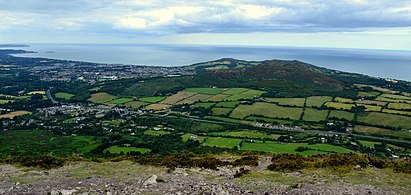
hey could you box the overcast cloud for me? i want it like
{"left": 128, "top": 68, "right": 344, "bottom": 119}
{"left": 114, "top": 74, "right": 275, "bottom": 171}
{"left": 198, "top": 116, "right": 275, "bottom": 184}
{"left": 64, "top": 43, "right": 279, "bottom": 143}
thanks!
{"left": 1, "top": 0, "right": 411, "bottom": 49}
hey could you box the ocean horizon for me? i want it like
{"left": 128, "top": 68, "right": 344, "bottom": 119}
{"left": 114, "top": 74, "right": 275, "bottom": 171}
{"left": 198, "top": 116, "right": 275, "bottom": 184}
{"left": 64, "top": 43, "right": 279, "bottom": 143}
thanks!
{"left": 4, "top": 43, "right": 411, "bottom": 81}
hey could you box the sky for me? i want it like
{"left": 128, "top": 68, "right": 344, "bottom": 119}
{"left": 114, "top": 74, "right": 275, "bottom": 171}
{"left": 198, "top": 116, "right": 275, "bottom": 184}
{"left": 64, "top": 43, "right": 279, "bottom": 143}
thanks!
{"left": 1, "top": 0, "right": 411, "bottom": 50}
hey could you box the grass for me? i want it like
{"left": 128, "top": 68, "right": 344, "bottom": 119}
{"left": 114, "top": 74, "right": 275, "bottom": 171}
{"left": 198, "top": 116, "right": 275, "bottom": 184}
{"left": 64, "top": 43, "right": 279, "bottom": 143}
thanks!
{"left": 325, "top": 102, "right": 355, "bottom": 110}
{"left": 123, "top": 101, "right": 149, "bottom": 108}
{"left": 328, "top": 110, "right": 355, "bottom": 121}
{"left": 355, "top": 100, "right": 387, "bottom": 106}
{"left": 230, "top": 102, "right": 303, "bottom": 120}
{"left": 144, "top": 103, "right": 170, "bottom": 111}
{"left": 0, "top": 111, "right": 32, "bottom": 119}
{"left": 222, "top": 88, "right": 249, "bottom": 95}
{"left": 202, "top": 137, "right": 242, "bottom": 148}
{"left": 214, "top": 101, "right": 239, "bottom": 108}
{"left": 357, "top": 104, "right": 382, "bottom": 112}
{"left": 358, "top": 91, "right": 380, "bottom": 98}
{"left": 88, "top": 92, "right": 117, "bottom": 104}
{"left": 306, "top": 96, "right": 333, "bottom": 107}
{"left": 0, "top": 130, "right": 100, "bottom": 157}
{"left": 375, "top": 97, "right": 411, "bottom": 104}
{"left": 144, "top": 130, "right": 170, "bottom": 136}
{"left": 55, "top": 92, "right": 74, "bottom": 100}
{"left": 359, "top": 140, "right": 380, "bottom": 147}
{"left": 160, "top": 91, "right": 196, "bottom": 105}
{"left": 212, "top": 107, "right": 232, "bottom": 116}
{"left": 382, "top": 109, "right": 411, "bottom": 116}
{"left": 104, "top": 146, "right": 150, "bottom": 154}
{"left": 357, "top": 112, "right": 411, "bottom": 129}
{"left": 176, "top": 94, "right": 212, "bottom": 105}
{"left": 265, "top": 97, "right": 305, "bottom": 107}
{"left": 244, "top": 116, "right": 294, "bottom": 125}
{"left": 107, "top": 97, "right": 134, "bottom": 105}
{"left": 139, "top": 96, "right": 166, "bottom": 103}
{"left": 303, "top": 108, "right": 329, "bottom": 122}
{"left": 379, "top": 93, "right": 411, "bottom": 101}
{"left": 183, "top": 88, "right": 225, "bottom": 95}
{"left": 225, "top": 89, "right": 265, "bottom": 101}
{"left": 241, "top": 142, "right": 351, "bottom": 155}
{"left": 388, "top": 103, "right": 411, "bottom": 110}
{"left": 27, "top": 91, "right": 46, "bottom": 95}
{"left": 206, "top": 94, "right": 230, "bottom": 102}
{"left": 209, "top": 131, "right": 281, "bottom": 140}
{"left": 335, "top": 97, "right": 354, "bottom": 103}
{"left": 0, "top": 99, "right": 14, "bottom": 104}
{"left": 181, "top": 133, "right": 206, "bottom": 142}
{"left": 191, "top": 102, "right": 216, "bottom": 109}
{"left": 355, "top": 125, "right": 411, "bottom": 140}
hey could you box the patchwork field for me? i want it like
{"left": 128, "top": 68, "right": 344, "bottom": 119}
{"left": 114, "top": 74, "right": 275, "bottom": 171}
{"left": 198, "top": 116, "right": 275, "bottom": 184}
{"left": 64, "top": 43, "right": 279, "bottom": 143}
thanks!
{"left": 0, "top": 111, "right": 32, "bottom": 119}
{"left": 358, "top": 104, "right": 382, "bottom": 112}
{"left": 230, "top": 102, "right": 303, "bottom": 120}
{"left": 355, "top": 100, "right": 387, "bottom": 106}
{"left": 382, "top": 109, "right": 411, "bottom": 116}
{"left": 176, "top": 94, "right": 212, "bottom": 105}
{"left": 139, "top": 96, "right": 166, "bottom": 103}
{"left": 145, "top": 103, "right": 170, "bottom": 111}
{"left": 104, "top": 146, "right": 151, "bottom": 154}
{"left": 208, "top": 131, "right": 281, "bottom": 140}
{"left": 328, "top": 110, "right": 355, "bottom": 121}
{"left": 212, "top": 107, "right": 232, "bottom": 116}
{"left": 55, "top": 92, "right": 75, "bottom": 100}
{"left": 123, "top": 101, "right": 149, "bottom": 108}
{"left": 224, "top": 89, "right": 265, "bottom": 101}
{"left": 335, "top": 97, "right": 354, "bottom": 103}
{"left": 303, "top": 108, "right": 329, "bottom": 122}
{"left": 0, "top": 100, "right": 14, "bottom": 104}
{"left": 306, "top": 96, "right": 333, "bottom": 107}
{"left": 240, "top": 142, "right": 350, "bottom": 155}
{"left": 144, "top": 130, "right": 170, "bottom": 136}
{"left": 191, "top": 102, "right": 216, "bottom": 109}
{"left": 206, "top": 94, "right": 230, "bottom": 102}
{"left": 354, "top": 125, "right": 411, "bottom": 140}
{"left": 222, "top": 88, "right": 249, "bottom": 95}
{"left": 89, "top": 92, "right": 117, "bottom": 104}
{"left": 379, "top": 93, "right": 411, "bottom": 101}
{"left": 160, "top": 92, "right": 195, "bottom": 105}
{"left": 357, "top": 112, "right": 411, "bottom": 129}
{"left": 265, "top": 97, "right": 305, "bottom": 107}
{"left": 202, "top": 137, "right": 242, "bottom": 148}
{"left": 108, "top": 97, "right": 134, "bottom": 105}
{"left": 357, "top": 91, "right": 380, "bottom": 98}
{"left": 387, "top": 103, "right": 411, "bottom": 110}
{"left": 183, "top": 87, "right": 225, "bottom": 95}
{"left": 215, "top": 101, "right": 239, "bottom": 108}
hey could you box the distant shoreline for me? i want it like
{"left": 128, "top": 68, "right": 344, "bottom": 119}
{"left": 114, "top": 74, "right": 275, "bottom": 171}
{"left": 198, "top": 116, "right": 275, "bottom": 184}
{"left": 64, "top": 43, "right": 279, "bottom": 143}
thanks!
{"left": 0, "top": 44, "right": 30, "bottom": 48}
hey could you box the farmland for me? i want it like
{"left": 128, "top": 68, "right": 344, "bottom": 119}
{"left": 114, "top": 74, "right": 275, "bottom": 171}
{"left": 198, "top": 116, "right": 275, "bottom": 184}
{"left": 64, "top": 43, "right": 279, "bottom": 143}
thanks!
{"left": 123, "top": 101, "right": 149, "bottom": 108}
{"left": 202, "top": 137, "right": 242, "bottom": 148}
{"left": 183, "top": 87, "right": 225, "bottom": 95}
{"left": 107, "top": 97, "right": 134, "bottom": 105}
{"left": 160, "top": 91, "right": 195, "bottom": 105}
{"left": 55, "top": 92, "right": 75, "bottom": 100}
{"left": 230, "top": 102, "right": 303, "bottom": 120}
{"left": 104, "top": 146, "right": 150, "bottom": 154}
{"left": 208, "top": 131, "right": 281, "bottom": 140}
{"left": 325, "top": 102, "right": 355, "bottom": 110}
{"left": 357, "top": 112, "right": 411, "bottom": 129}
{"left": 181, "top": 133, "right": 206, "bottom": 142}
{"left": 0, "top": 111, "right": 32, "bottom": 119}
{"left": 328, "top": 110, "right": 355, "bottom": 121}
{"left": 387, "top": 103, "right": 411, "bottom": 110}
{"left": 303, "top": 108, "right": 329, "bottom": 122}
{"left": 88, "top": 92, "right": 117, "bottom": 103}
{"left": 354, "top": 125, "right": 411, "bottom": 140}
{"left": 139, "top": 96, "right": 166, "bottom": 103}
{"left": 215, "top": 101, "right": 239, "bottom": 108}
{"left": 212, "top": 107, "right": 232, "bottom": 116}
{"left": 265, "top": 97, "right": 305, "bottom": 107}
{"left": 306, "top": 96, "right": 333, "bottom": 107}
{"left": 191, "top": 102, "right": 216, "bottom": 109}
{"left": 240, "top": 142, "right": 351, "bottom": 155}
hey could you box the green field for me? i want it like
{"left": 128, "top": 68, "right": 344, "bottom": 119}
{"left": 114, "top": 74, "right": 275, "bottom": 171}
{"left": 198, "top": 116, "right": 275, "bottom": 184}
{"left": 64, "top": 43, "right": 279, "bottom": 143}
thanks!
{"left": 335, "top": 97, "right": 354, "bottom": 103}
{"left": 265, "top": 97, "right": 305, "bottom": 107}
{"left": 359, "top": 140, "right": 380, "bottom": 147}
{"left": 0, "top": 100, "right": 14, "bottom": 104}
{"left": 306, "top": 96, "right": 333, "bottom": 107}
{"left": 202, "top": 137, "right": 242, "bottom": 148}
{"left": 230, "top": 102, "right": 303, "bottom": 120}
{"left": 108, "top": 97, "right": 134, "bottom": 104}
{"left": 225, "top": 89, "right": 265, "bottom": 101}
{"left": 328, "top": 110, "right": 355, "bottom": 121}
{"left": 191, "top": 102, "right": 216, "bottom": 109}
{"left": 181, "top": 133, "right": 206, "bottom": 142}
{"left": 215, "top": 101, "right": 239, "bottom": 108}
{"left": 325, "top": 102, "right": 355, "bottom": 110}
{"left": 357, "top": 112, "right": 411, "bottom": 129}
{"left": 139, "top": 96, "right": 166, "bottom": 103}
{"left": 354, "top": 125, "right": 411, "bottom": 140}
{"left": 183, "top": 88, "right": 225, "bottom": 95}
{"left": 104, "top": 146, "right": 150, "bottom": 154}
{"left": 89, "top": 92, "right": 117, "bottom": 103}
{"left": 303, "top": 108, "right": 329, "bottom": 122}
{"left": 212, "top": 107, "right": 232, "bottom": 116}
{"left": 241, "top": 142, "right": 351, "bottom": 155}
{"left": 222, "top": 88, "right": 249, "bottom": 95}
{"left": 144, "top": 130, "right": 170, "bottom": 136}
{"left": 387, "top": 103, "right": 411, "bottom": 110}
{"left": 209, "top": 131, "right": 280, "bottom": 140}
{"left": 357, "top": 104, "right": 382, "bottom": 112}
{"left": 205, "top": 94, "right": 230, "bottom": 102}
{"left": 379, "top": 93, "right": 411, "bottom": 101}
{"left": 358, "top": 91, "right": 379, "bottom": 98}
{"left": 55, "top": 92, "right": 75, "bottom": 100}
{"left": 382, "top": 109, "right": 411, "bottom": 116}
{"left": 123, "top": 101, "right": 149, "bottom": 108}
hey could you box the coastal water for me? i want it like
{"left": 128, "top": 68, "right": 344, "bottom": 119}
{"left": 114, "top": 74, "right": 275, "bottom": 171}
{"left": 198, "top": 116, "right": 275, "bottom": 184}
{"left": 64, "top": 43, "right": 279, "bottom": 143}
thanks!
{"left": 5, "top": 43, "right": 411, "bottom": 81}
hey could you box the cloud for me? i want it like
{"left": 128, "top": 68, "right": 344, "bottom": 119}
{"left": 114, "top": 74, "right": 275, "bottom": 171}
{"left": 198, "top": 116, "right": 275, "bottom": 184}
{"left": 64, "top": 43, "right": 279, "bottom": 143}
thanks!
{"left": 0, "top": 0, "right": 410, "bottom": 35}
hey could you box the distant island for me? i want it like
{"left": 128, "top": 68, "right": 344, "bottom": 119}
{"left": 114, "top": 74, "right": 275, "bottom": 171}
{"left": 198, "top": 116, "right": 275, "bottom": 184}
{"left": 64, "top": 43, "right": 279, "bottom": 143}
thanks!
{"left": 0, "top": 44, "right": 30, "bottom": 47}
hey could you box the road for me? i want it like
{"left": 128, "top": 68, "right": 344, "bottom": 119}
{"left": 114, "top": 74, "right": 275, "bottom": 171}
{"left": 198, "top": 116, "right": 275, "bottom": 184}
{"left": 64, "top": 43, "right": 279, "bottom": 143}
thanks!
{"left": 46, "top": 89, "right": 58, "bottom": 104}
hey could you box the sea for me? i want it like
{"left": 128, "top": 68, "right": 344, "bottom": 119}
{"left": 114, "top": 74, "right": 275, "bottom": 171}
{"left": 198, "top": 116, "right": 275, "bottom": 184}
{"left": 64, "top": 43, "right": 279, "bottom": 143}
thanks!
{"left": 3, "top": 43, "right": 411, "bottom": 81}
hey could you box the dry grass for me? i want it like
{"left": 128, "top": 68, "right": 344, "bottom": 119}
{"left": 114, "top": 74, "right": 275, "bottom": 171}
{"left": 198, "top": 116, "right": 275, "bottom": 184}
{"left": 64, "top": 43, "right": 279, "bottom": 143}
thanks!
{"left": 160, "top": 92, "right": 196, "bottom": 105}
{"left": 0, "top": 111, "right": 32, "bottom": 119}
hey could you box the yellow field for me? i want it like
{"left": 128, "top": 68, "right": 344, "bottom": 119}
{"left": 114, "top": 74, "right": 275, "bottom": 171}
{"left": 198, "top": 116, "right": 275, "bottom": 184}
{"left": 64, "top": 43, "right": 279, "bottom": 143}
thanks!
{"left": 176, "top": 94, "right": 212, "bottom": 105}
{"left": 27, "top": 91, "right": 46, "bottom": 95}
{"left": 357, "top": 104, "right": 382, "bottom": 112}
{"left": 144, "top": 103, "right": 170, "bottom": 111}
{"left": 0, "top": 111, "right": 32, "bottom": 119}
{"left": 355, "top": 100, "right": 387, "bottom": 106}
{"left": 230, "top": 102, "right": 303, "bottom": 120}
{"left": 160, "top": 92, "right": 196, "bottom": 105}
{"left": 387, "top": 103, "right": 411, "bottom": 110}
{"left": 325, "top": 102, "right": 355, "bottom": 110}
{"left": 382, "top": 109, "right": 411, "bottom": 116}
{"left": 334, "top": 97, "right": 354, "bottom": 103}
{"left": 206, "top": 94, "right": 230, "bottom": 102}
